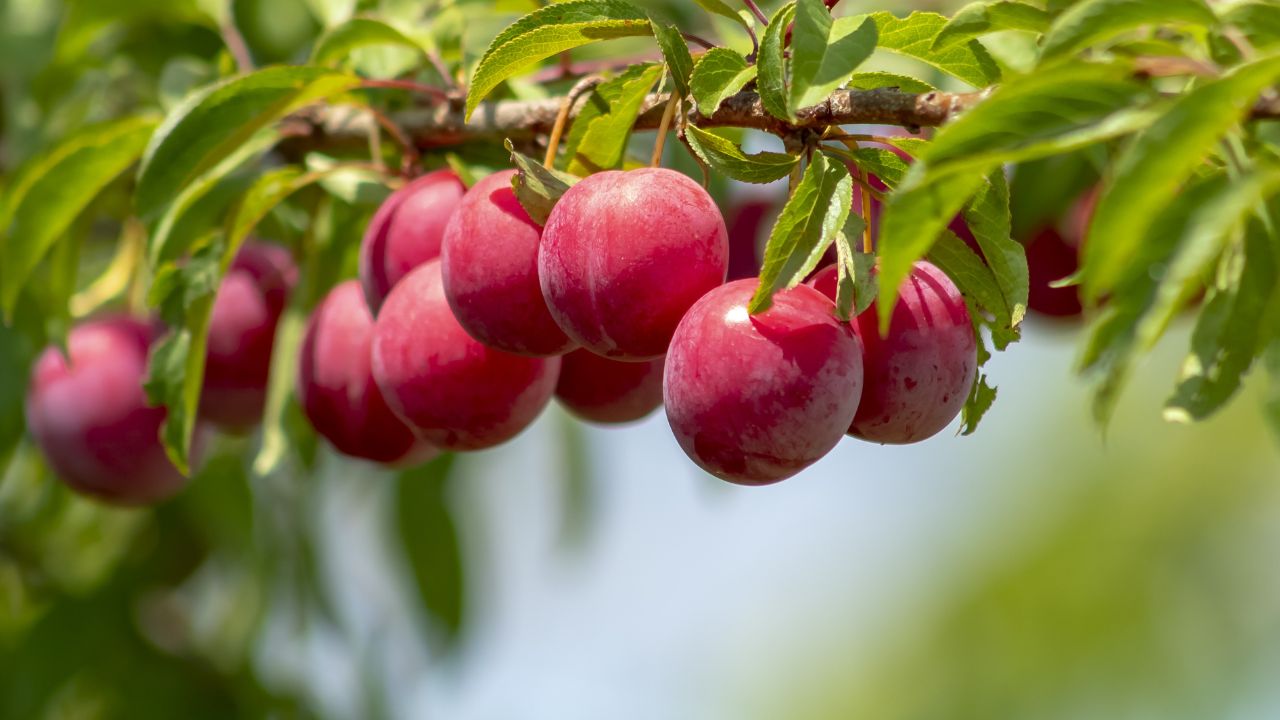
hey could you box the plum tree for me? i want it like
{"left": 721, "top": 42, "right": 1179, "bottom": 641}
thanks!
{"left": 664, "top": 280, "right": 863, "bottom": 485}
{"left": 441, "top": 169, "right": 575, "bottom": 356}
{"left": 359, "top": 169, "right": 466, "bottom": 314}
{"left": 811, "top": 261, "right": 976, "bottom": 444}
{"left": 26, "top": 316, "right": 191, "bottom": 505}
{"left": 539, "top": 168, "right": 729, "bottom": 360}
{"left": 555, "top": 350, "right": 664, "bottom": 425}
{"left": 199, "top": 241, "right": 297, "bottom": 429}
{"left": 371, "top": 259, "right": 561, "bottom": 451}
{"left": 298, "top": 281, "right": 435, "bottom": 464}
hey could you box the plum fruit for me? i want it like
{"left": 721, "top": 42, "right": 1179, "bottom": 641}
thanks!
{"left": 371, "top": 260, "right": 560, "bottom": 451}
{"left": 811, "top": 260, "right": 976, "bottom": 444}
{"left": 200, "top": 241, "right": 297, "bottom": 429}
{"left": 441, "top": 169, "right": 575, "bottom": 356}
{"left": 298, "top": 281, "right": 435, "bottom": 464}
{"left": 555, "top": 350, "right": 664, "bottom": 425}
{"left": 359, "top": 169, "right": 466, "bottom": 314}
{"left": 539, "top": 168, "right": 729, "bottom": 360}
{"left": 664, "top": 280, "right": 863, "bottom": 485}
{"left": 26, "top": 316, "right": 192, "bottom": 505}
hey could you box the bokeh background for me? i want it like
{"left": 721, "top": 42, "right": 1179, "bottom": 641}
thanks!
{"left": 3, "top": 0, "right": 1279, "bottom": 718}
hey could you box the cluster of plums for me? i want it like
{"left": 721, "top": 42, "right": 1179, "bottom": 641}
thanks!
{"left": 25, "top": 163, "right": 980, "bottom": 505}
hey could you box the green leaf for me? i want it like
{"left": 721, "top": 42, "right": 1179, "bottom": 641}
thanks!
{"left": 693, "top": 0, "right": 751, "bottom": 29}
{"left": 650, "top": 21, "right": 693, "bottom": 99}
{"left": 147, "top": 128, "right": 280, "bottom": 266}
{"left": 756, "top": 2, "right": 796, "bottom": 122}
{"left": 870, "top": 11, "right": 1002, "bottom": 88}
{"left": 683, "top": 125, "right": 800, "bottom": 184}
{"left": 136, "top": 66, "right": 360, "bottom": 222}
{"left": 921, "top": 61, "right": 1152, "bottom": 179}
{"left": 563, "top": 63, "right": 663, "bottom": 175}
{"left": 1040, "top": 0, "right": 1217, "bottom": 61}
{"left": 845, "top": 71, "right": 936, "bottom": 93}
{"left": 464, "top": 0, "right": 652, "bottom": 120}
{"left": 960, "top": 373, "right": 997, "bottom": 436}
{"left": 750, "top": 155, "right": 853, "bottom": 313}
{"left": 832, "top": 226, "right": 876, "bottom": 321}
{"left": 927, "top": 228, "right": 1012, "bottom": 328}
{"left": 506, "top": 140, "right": 581, "bottom": 225}
{"left": 689, "top": 47, "right": 757, "bottom": 116}
{"left": 1166, "top": 216, "right": 1277, "bottom": 422}
{"left": 311, "top": 16, "right": 428, "bottom": 65}
{"left": 1083, "top": 55, "right": 1280, "bottom": 302}
{"left": 1136, "top": 170, "right": 1280, "bottom": 352}
{"left": 791, "top": 5, "right": 878, "bottom": 116}
{"left": 878, "top": 170, "right": 987, "bottom": 332}
{"left": 932, "top": 1, "right": 1050, "bottom": 51}
{"left": 962, "top": 170, "right": 1027, "bottom": 326}
{"left": 0, "top": 116, "right": 157, "bottom": 319}
{"left": 144, "top": 239, "right": 221, "bottom": 474}
{"left": 397, "top": 455, "right": 467, "bottom": 649}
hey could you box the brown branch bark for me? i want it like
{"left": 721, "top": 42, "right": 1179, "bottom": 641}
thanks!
{"left": 286, "top": 85, "right": 1280, "bottom": 155}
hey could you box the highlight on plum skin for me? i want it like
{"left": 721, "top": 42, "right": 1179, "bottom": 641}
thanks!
{"left": 555, "top": 349, "right": 664, "bottom": 425}
{"left": 811, "top": 261, "right": 976, "bottom": 444}
{"left": 359, "top": 168, "right": 466, "bottom": 315}
{"left": 441, "top": 169, "right": 576, "bottom": 356}
{"left": 297, "top": 280, "right": 436, "bottom": 465}
{"left": 26, "top": 316, "right": 193, "bottom": 505}
{"left": 199, "top": 241, "right": 297, "bottom": 430}
{"left": 663, "top": 279, "right": 864, "bottom": 486}
{"left": 371, "top": 259, "right": 561, "bottom": 452}
{"left": 539, "top": 167, "right": 730, "bottom": 361}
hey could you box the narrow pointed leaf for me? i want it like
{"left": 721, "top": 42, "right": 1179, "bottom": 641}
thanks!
{"left": 751, "top": 155, "right": 853, "bottom": 313}
{"left": 757, "top": 2, "right": 796, "bottom": 122}
{"left": 651, "top": 21, "right": 694, "bottom": 98}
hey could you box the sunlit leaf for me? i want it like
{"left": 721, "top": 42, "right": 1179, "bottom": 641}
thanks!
{"left": 0, "top": 116, "right": 157, "bottom": 319}
{"left": 1040, "top": 0, "right": 1217, "bottom": 61}
{"left": 751, "top": 154, "right": 853, "bottom": 313}
{"left": 563, "top": 63, "right": 663, "bottom": 175}
{"left": 932, "top": 1, "right": 1050, "bottom": 51}
{"left": 464, "top": 0, "right": 651, "bottom": 120}
{"left": 756, "top": 2, "right": 796, "bottom": 122}
{"left": 136, "top": 67, "right": 360, "bottom": 222}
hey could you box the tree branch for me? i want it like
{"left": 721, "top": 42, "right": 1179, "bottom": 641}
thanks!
{"left": 286, "top": 85, "right": 1280, "bottom": 155}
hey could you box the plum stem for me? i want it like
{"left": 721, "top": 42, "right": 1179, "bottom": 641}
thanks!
{"left": 743, "top": 0, "right": 769, "bottom": 26}
{"left": 543, "top": 75, "right": 603, "bottom": 167}
{"left": 651, "top": 92, "right": 681, "bottom": 167}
